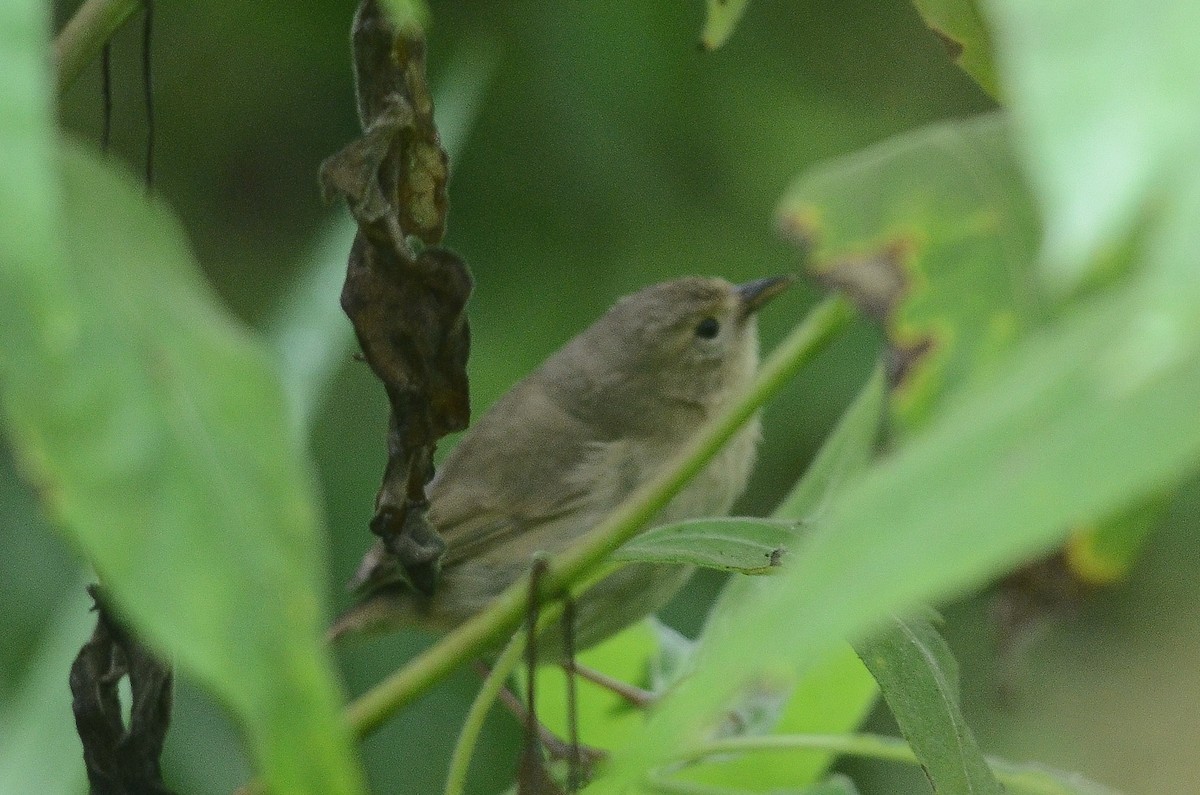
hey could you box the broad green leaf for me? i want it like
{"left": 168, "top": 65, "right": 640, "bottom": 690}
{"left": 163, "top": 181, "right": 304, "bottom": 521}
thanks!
{"left": 0, "top": 146, "right": 366, "bottom": 794}
{"left": 910, "top": 0, "right": 1000, "bottom": 97}
{"left": 982, "top": 1, "right": 1200, "bottom": 288}
{"left": 773, "top": 366, "right": 886, "bottom": 522}
{"left": 1063, "top": 493, "right": 1169, "bottom": 586}
{"left": 991, "top": 760, "right": 1121, "bottom": 795}
{"left": 0, "top": 582, "right": 92, "bottom": 795}
{"left": 526, "top": 619, "right": 660, "bottom": 750}
{"left": 701, "top": 0, "right": 752, "bottom": 50}
{"left": 379, "top": 0, "right": 431, "bottom": 32}
{"left": 857, "top": 612, "right": 1003, "bottom": 794}
{"left": 612, "top": 517, "right": 794, "bottom": 574}
{"left": 803, "top": 774, "right": 862, "bottom": 795}
{"left": 589, "top": 268, "right": 1200, "bottom": 791}
{"left": 670, "top": 368, "right": 885, "bottom": 792}
{"left": 777, "top": 113, "right": 1042, "bottom": 433}
{"left": 0, "top": 0, "right": 61, "bottom": 332}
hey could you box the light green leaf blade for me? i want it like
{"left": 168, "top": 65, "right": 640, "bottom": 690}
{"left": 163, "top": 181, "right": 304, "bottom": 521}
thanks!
{"left": 589, "top": 270, "right": 1200, "bottom": 792}
{"left": 701, "top": 0, "right": 752, "bottom": 50}
{"left": 0, "top": 582, "right": 92, "bottom": 795}
{"left": 0, "top": 0, "right": 62, "bottom": 338}
{"left": 857, "top": 612, "right": 1003, "bottom": 795}
{"left": 673, "top": 368, "right": 886, "bottom": 792}
{"left": 982, "top": 1, "right": 1200, "bottom": 287}
{"left": 991, "top": 759, "right": 1122, "bottom": 795}
{"left": 1063, "top": 493, "right": 1169, "bottom": 587}
{"left": 804, "top": 774, "right": 862, "bottom": 795}
{"left": 777, "top": 113, "right": 1041, "bottom": 434}
{"left": 910, "top": 0, "right": 1000, "bottom": 97}
{"left": 0, "top": 146, "right": 365, "bottom": 794}
{"left": 613, "top": 517, "right": 794, "bottom": 574}
{"left": 773, "top": 365, "right": 886, "bottom": 521}
{"left": 527, "top": 619, "right": 660, "bottom": 751}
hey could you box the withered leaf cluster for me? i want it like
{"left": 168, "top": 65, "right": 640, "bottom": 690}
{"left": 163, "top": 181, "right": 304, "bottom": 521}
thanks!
{"left": 70, "top": 586, "right": 175, "bottom": 795}
{"left": 320, "top": 0, "right": 473, "bottom": 596}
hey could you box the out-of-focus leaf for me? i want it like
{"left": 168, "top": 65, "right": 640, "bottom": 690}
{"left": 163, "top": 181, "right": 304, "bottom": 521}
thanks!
{"left": 991, "top": 759, "right": 1122, "bottom": 795}
{"left": 803, "top": 774, "right": 862, "bottom": 795}
{"left": 589, "top": 253, "right": 1200, "bottom": 792}
{"left": 0, "top": 583, "right": 92, "bottom": 795}
{"left": 1064, "top": 493, "right": 1169, "bottom": 587}
{"left": 772, "top": 366, "right": 886, "bottom": 522}
{"left": 529, "top": 619, "right": 660, "bottom": 751}
{"left": 701, "top": 0, "right": 752, "bottom": 50}
{"left": 910, "top": 0, "right": 999, "bottom": 97}
{"left": 379, "top": 0, "right": 430, "bottom": 32}
{"left": 777, "top": 113, "right": 1041, "bottom": 434}
{"left": 0, "top": 0, "right": 61, "bottom": 321}
{"left": 982, "top": 1, "right": 1200, "bottom": 289}
{"left": 0, "top": 145, "right": 365, "bottom": 794}
{"left": 612, "top": 518, "right": 793, "bottom": 574}
{"left": 672, "top": 368, "right": 885, "bottom": 792}
{"left": 857, "top": 612, "right": 1003, "bottom": 795}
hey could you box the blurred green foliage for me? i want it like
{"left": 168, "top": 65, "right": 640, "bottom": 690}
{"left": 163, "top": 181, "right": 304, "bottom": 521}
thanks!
{"left": 3, "top": 1, "right": 1200, "bottom": 794}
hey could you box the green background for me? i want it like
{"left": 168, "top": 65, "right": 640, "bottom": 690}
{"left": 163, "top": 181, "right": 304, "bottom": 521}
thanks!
{"left": 2, "top": 0, "right": 1196, "bottom": 792}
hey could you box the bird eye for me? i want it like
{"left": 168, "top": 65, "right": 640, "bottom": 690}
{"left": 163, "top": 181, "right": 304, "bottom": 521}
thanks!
{"left": 695, "top": 317, "right": 720, "bottom": 339}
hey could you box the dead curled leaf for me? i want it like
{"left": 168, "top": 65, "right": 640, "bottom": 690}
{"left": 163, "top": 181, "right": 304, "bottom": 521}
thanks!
{"left": 320, "top": 0, "right": 472, "bottom": 596}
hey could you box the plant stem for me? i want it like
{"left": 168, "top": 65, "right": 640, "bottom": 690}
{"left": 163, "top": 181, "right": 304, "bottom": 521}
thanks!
{"left": 443, "top": 629, "right": 526, "bottom": 795}
{"left": 673, "top": 733, "right": 1092, "bottom": 795}
{"left": 54, "top": 0, "right": 144, "bottom": 95}
{"left": 675, "top": 732, "right": 915, "bottom": 767}
{"left": 343, "top": 296, "right": 854, "bottom": 740}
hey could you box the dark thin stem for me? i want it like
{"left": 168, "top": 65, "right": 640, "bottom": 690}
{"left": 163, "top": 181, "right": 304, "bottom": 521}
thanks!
{"left": 141, "top": 0, "right": 155, "bottom": 191}
{"left": 100, "top": 42, "right": 112, "bottom": 151}
{"left": 522, "top": 559, "right": 546, "bottom": 762}
{"left": 563, "top": 595, "right": 581, "bottom": 792}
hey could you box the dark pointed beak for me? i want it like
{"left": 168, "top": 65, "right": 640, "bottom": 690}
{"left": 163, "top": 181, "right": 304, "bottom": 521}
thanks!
{"left": 736, "top": 275, "right": 796, "bottom": 317}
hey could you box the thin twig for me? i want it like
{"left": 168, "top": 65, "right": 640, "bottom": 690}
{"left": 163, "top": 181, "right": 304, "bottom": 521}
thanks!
{"left": 140, "top": 0, "right": 155, "bottom": 190}
{"left": 342, "top": 296, "right": 853, "bottom": 740}
{"left": 444, "top": 640, "right": 526, "bottom": 795}
{"left": 670, "top": 733, "right": 1095, "bottom": 795}
{"left": 100, "top": 42, "right": 112, "bottom": 150}
{"left": 54, "top": 0, "right": 145, "bottom": 95}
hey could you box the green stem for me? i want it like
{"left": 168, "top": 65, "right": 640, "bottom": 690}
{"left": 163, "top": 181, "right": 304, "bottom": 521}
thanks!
{"left": 343, "top": 296, "right": 854, "bottom": 739}
{"left": 676, "top": 732, "right": 914, "bottom": 767}
{"left": 674, "top": 733, "right": 1091, "bottom": 795}
{"left": 54, "top": 0, "right": 144, "bottom": 95}
{"left": 442, "top": 632, "right": 526, "bottom": 795}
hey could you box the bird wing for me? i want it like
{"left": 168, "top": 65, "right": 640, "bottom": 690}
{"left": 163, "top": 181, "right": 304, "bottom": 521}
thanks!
{"left": 432, "top": 376, "right": 605, "bottom": 566}
{"left": 349, "top": 372, "right": 610, "bottom": 592}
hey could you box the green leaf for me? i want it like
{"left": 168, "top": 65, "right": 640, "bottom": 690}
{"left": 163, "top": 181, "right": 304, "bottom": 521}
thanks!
{"left": 700, "top": 0, "right": 752, "bottom": 50}
{"left": 1063, "top": 493, "right": 1170, "bottom": 587}
{"left": 910, "top": 0, "right": 1000, "bottom": 97}
{"left": 777, "top": 113, "right": 1042, "bottom": 433}
{"left": 526, "top": 618, "right": 661, "bottom": 750}
{"left": 773, "top": 365, "right": 886, "bottom": 521}
{"left": 0, "top": 583, "right": 92, "bottom": 795}
{"left": 856, "top": 612, "right": 1003, "bottom": 795}
{"left": 590, "top": 224, "right": 1200, "bottom": 795}
{"left": 991, "top": 760, "right": 1122, "bottom": 795}
{"left": 669, "top": 368, "right": 885, "bottom": 792}
{"left": 613, "top": 517, "right": 794, "bottom": 573}
{"left": 982, "top": 1, "right": 1200, "bottom": 288}
{"left": 0, "top": 0, "right": 61, "bottom": 326}
{"left": 0, "top": 145, "right": 366, "bottom": 794}
{"left": 804, "top": 774, "right": 862, "bottom": 795}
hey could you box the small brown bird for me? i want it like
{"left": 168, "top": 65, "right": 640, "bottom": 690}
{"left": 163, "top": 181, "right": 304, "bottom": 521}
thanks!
{"left": 333, "top": 275, "right": 792, "bottom": 654}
